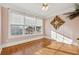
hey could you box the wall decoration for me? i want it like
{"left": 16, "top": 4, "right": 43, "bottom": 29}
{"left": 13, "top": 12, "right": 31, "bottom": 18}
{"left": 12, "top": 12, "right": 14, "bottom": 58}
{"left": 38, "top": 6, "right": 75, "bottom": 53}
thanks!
{"left": 50, "top": 15, "right": 65, "bottom": 29}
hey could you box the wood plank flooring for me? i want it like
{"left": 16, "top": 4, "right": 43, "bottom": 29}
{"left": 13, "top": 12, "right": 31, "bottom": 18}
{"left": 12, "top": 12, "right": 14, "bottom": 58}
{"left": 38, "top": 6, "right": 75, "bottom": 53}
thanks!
{"left": 1, "top": 38, "right": 51, "bottom": 55}
{"left": 1, "top": 38, "right": 79, "bottom": 55}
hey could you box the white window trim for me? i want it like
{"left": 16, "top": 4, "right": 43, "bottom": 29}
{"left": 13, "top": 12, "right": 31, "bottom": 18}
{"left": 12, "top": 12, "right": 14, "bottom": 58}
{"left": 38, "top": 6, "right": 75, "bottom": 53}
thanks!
{"left": 8, "top": 10, "right": 43, "bottom": 40}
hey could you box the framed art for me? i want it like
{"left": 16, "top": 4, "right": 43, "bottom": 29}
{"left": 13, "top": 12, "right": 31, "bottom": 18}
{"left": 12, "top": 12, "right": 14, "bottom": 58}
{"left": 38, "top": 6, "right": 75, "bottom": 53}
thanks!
{"left": 50, "top": 15, "right": 65, "bottom": 29}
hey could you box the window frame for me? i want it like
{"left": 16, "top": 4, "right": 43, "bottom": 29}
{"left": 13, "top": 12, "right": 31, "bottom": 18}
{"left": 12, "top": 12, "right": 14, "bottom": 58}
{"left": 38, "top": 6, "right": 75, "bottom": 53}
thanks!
{"left": 8, "top": 10, "right": 43, "bottom": 39}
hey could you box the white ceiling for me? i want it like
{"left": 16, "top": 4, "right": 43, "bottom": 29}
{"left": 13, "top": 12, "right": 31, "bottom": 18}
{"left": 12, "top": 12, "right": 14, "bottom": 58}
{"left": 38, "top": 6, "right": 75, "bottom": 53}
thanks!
{"left": 0, "top": 3, "right": 75, "bottom": 19}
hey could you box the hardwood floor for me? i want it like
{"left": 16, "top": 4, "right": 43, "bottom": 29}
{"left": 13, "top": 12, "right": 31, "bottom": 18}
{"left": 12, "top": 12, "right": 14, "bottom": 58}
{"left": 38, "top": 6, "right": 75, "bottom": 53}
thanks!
{"left": 1, "top": 38, "right": 51, "bottom": 55}
{"left": 35, "top": 40, "right": 79, "bottom": 55}
{"left": 1, "top": 38, "right": 79, "bottom": 55}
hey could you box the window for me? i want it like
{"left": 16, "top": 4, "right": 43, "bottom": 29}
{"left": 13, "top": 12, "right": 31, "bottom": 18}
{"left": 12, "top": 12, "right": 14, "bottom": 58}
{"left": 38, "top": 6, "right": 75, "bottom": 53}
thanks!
{"left": 10, "top": 25, "right": 23, "bottom": 35}
{"left": 9, "top": 12, "right": 24, "bottom": 36}
{"left": 36, "top": 19, "right": 43, "bottom": 34}
{"left": 24, "top": 16, "right": 35, "bottom": 34}
{"left": 51, "top": 30, "right": 73, "bottom": 44}
{"left": 24, "top": 16, "right": 43, "bottom": 35}
{"left": 8, "top": 11, "right": 43, "bottom": 38}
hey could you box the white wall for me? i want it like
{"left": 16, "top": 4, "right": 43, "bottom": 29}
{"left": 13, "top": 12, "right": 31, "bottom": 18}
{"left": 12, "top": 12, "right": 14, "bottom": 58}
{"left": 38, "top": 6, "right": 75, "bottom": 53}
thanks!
{"left": 45, "top": 15, "right": 79, "bottom": 45}
{"left": 1, "top": 7, "right": 8, "bottom": 44}
{"left": 0, "top": 6, "right": 1, "bottom": 46}
{"left": 0, "top": 6, "right": 2, "bottom": 54}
